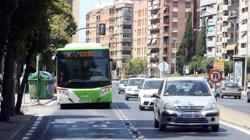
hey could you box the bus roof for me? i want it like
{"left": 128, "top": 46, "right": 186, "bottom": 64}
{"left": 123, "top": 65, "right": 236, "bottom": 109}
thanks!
{"left": 57, "top": 43, "right": 109, "bottom": 51}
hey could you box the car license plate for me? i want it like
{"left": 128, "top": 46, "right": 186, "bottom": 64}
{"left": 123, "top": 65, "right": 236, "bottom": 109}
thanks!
{"left": 134, "top": 90, "right": 139, "bottom": 94}
{"left": 181, "top": 113, "right": 202, "bottom": 118}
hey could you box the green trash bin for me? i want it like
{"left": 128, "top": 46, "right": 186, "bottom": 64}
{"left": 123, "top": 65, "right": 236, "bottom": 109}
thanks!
{"left": 28, "top": 71, "right": 53, "bottom": 99}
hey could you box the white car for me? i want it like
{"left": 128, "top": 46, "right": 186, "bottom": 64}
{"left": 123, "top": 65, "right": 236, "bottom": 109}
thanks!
{"left": 153, "top": 77, "right": 220, "bottom": 132}
{"left": 125, "top": 78, "right": 145, "bottom": 100}
{"left": 118, "top": 79, "right": 128, "bottom": 94}
{"left": 139, "top": 78, "right": 164, "bottom": 110}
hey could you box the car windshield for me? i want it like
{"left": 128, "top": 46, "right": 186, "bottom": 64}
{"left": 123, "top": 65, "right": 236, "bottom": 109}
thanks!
{"left": 120, "top": 80, "right": 128, "bottom": 85}
{"left": 128, "top": 79, "right": 145, "bottom": 86}
{"left": 225, "top": 83, "right": 239, "bottom": 88}
{"left": 164, "top": 80, "right": 211, "bottom": 96}
{"left": 143, "top": 80, "right": 163, "bottom": 89}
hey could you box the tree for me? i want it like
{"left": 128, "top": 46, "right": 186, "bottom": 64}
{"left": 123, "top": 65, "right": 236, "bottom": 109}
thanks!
{"left": 125, "top": 58, "right": 147, "bottom": 76}
{"left": 176, "top": 11, "right": 194, "bottom": 74}
{"left": 197, "top": 18, "right": 207, "bottom": 56}
{"left": 15, "top": 0, "right": 76, "bottom": 114}
{"left": 0, "top": 0, "right": 19, "bottom": 70}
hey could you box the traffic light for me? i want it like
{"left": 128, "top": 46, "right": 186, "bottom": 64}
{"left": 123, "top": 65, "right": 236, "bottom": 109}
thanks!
{"left": 98, "top": 23, "right": 106, "bottom": 35}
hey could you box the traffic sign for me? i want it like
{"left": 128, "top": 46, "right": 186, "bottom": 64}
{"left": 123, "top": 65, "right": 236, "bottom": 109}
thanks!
{"left": 158, "top": 61, "right": 169, "bottom": 72}
{"left": 208, "top": 69, "right": 223, "bottom": 83}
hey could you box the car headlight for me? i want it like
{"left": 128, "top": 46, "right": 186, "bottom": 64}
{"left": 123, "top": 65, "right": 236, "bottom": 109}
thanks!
{"left": 204, "top": 103, "right": 218, "bottom": 111}
{"left": 127, "top": 88, "right": 132, "bottom": 91}
{"left": 143, "top": 94, "right": 152, "bottom": 98}
{"left": 163, "top": 103, "right": 177, "bottom": 111}
{"left": 100, "top": 87, "right": 112, "bottom": 96}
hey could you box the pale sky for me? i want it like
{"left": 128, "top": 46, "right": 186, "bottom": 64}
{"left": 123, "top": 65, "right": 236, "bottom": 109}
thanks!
{"left": 79, "top": 0, "right": 112, "bottom": 42}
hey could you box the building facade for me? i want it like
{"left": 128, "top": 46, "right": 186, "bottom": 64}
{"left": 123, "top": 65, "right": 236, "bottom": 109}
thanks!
{"left": 147, "top": 0, "right": 197, "bottom": 76}
{"left": 200, "top": 0, "right": 218, "bottom": 58}
{"left": 132, "top": 1, "right": 148, "bottom": 60}
{"left": 239, "top": 0, "right": 250, "bottom": 56}
{"left": 86, "top": 1, "right": 133, "bottom": 76}
{"left": 68, "top": 0, "right": 80, "bottom": 43}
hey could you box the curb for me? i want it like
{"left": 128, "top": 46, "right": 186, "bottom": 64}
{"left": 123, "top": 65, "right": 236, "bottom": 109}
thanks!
{"left": 220, "top": 105, "right": 250, "bottom": 131}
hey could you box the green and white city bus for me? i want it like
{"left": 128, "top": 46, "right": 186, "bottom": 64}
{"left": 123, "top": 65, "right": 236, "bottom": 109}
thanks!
{"left": 56, "top": 43, "right": 113, "bottom": 108}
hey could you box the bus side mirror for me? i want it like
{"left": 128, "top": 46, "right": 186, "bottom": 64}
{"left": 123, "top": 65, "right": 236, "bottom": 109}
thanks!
{"left": 98, "top": 23, "right": 106, "bottom": 35}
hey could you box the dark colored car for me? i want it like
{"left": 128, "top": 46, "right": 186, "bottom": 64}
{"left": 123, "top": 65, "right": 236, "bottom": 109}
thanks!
{"left": 247, "top": 90, "right": 250, "bottom": 103}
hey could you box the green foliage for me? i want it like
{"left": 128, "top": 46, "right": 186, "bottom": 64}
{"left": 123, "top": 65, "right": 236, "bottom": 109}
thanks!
{"left": 197, "top": 18, "right": 206, "bottom": 56}
{"left": 224, "top": 61, "right": 233, "bottom": 74}
{"left": 177, "top": 11, "right": 194, "bottom": 74}
{"left": 189, "top": 56, "right": 213, "bottom": 73}
{"left": 125, "top": 58, "right": 147, "bottom": 75}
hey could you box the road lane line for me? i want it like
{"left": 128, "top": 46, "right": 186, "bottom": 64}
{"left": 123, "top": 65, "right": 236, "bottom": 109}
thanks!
{"left": 220, "top": 121, "right": 250, "bottom": 135}
{"left": 22, "top": 114, "right": 43, "bottom": 140}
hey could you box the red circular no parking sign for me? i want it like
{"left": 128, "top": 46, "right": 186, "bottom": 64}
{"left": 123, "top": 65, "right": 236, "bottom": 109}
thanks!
{"left": 208, "top": 69, "right": 223, "bottom": 83}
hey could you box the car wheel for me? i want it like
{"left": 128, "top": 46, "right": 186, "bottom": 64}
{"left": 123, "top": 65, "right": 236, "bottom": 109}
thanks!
{"left": 159, "top": 122, "right": 166, "bottom": 131}
{"left": 125, "top": 96, "right": 129, "bottom": 101}
{"left": 234, "top": 96, "right": 237, "bottom": 99}
{"left": 139, "top": 105, "right": 144, "bottom": 111}
{"left": 118, "top": 91, "right": 121, "bottom": 94}
{"left": 211, "top": 124, "right": 219, "bottom": 132}
{"left": 154, "top": 117, "right": 159, "bottom": 128}
{"left": 238, "top": 96, "right": 241, "bottom": 99}
{"left": 220, "top": 94, "right": 224, "bottom": 98}
{"left": 247, "top": 94, "right": 250, "bottom": 103}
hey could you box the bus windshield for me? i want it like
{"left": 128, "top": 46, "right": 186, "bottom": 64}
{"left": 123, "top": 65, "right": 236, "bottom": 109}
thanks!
{"left": 57, "top": 50, "right": 111, "bottom": 88}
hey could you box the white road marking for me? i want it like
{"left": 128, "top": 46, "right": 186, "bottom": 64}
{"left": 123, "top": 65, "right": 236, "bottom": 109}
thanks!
{"left": 22, "top": 114, "right": 43, "bottom": 140}
{"left": 220, "top": 121, "right": 250, "bottom": 135}
{"left": 22, "top": 137, "right": 30, "bottom": 140}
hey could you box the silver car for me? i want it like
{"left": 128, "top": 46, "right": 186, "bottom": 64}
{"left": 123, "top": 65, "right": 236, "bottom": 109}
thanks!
{"left": 153, "top": 77, "right": 219, "bottom": 132}
{"left": 118, "top": 79, "right": 128, "bottom": 94}
{"left": 218, "top": 82, "right": 241, "bottom": 99}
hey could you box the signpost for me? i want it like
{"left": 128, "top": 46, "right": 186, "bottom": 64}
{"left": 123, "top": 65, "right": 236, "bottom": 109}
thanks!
{"left": 158, "top": 61, "right": 169, "bottom": 78}
{"left": 208, "top": 69, "right": 223, "bottom": 98}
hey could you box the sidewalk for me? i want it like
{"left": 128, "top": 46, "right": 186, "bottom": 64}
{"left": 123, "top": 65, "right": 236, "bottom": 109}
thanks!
{"left": 0, "top": 94, "right": 56, "bottom": 140}
{"left": 220, "top": 105, "right": 250, "bottom": 130}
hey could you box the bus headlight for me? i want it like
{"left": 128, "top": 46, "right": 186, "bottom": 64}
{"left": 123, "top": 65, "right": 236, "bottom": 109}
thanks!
{"left": 100, "top": 87, "right": 112, "bottom": 96}
{"left": 57, "top": 88, "right": 68, "bottom": 95}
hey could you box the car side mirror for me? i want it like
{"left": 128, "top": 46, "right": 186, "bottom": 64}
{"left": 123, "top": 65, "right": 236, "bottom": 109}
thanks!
{"left": 152, "top": 93, "right": 160, "bottom": 99}
{"left": 124, "top": 84, "right": 127, "bottom": 86}
{"left": 138, "top": 86, "right": 142, "bottom": 89}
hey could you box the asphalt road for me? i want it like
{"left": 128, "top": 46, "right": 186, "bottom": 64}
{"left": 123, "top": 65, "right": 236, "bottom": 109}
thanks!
{"left": 217, "top": 95, "right": 250, "bottom": 114}
{"left": 19, "top": 82, "right": 250, "bottom": 140}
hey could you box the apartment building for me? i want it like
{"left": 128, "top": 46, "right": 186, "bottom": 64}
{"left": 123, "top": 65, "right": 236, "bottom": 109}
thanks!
{"left": 132, "top": 1, "right": 148, "bottom": 59}
{"left": 239, "top": 0, "right": 250, "bottom": 56}
{"left": 214, "top": 0, "right": 238, "bottom": 61}
{"left": 68, "top": 0, "right": 80, "bottom": 43}
{"left": 147, "top": 0, "right": 197, "bottom": 76}
{"left": 86, "top": 1, "right": 133, "bottom": 76}
{"left": 200, "top": 0, "right": 218, "bottom": 58}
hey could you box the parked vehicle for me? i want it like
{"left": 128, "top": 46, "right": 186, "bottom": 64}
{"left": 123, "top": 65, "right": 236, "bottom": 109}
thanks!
{"left": 138, "top": 78, "right": 163, "bottom": 110}
{"left": 153, "top": 77, "right": 219, "bottom": 132}
{"left": 218, "top": 82, "right": 241, "bottom": 99}
{"left": 118, "top": 79, "right": 128, "bottom": 94}
{"left": 247, "top": 90, "right": 250, "bottom": 103}
{"left": 125, "top": 78, "right": 145, "bottom": 100}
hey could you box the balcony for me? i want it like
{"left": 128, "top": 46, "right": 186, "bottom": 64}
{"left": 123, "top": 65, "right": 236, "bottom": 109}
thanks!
{"left": 148, "top": 34, "right": 159, "bottom": 39}
{"left": 207, "top": 30, "right": 215, "bottom": 37}
{"left": 149, "top": 14, "right": 160, "bottom": 20}
{"left": 148, "top": 24, "right": 159, "bottom": 30}
{"left": 200, "top": 0, "right": 217, "bottom": 6}
{"left": 222, "top": 5, "right": 228, "bottom": 11}
{"left": 117, "top": 37, "right": 132, "bottom": 42}
{"left": 206, "top": 39, "right": 215, "bottom": 48}
{"left": 207, "top": 19, "right": 215, "bottom": 26}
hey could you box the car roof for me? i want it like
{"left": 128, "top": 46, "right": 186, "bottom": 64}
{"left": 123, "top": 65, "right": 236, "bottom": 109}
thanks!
{"left": 164, "top": 77, "right": 206, "bottom": 81}
{"left": 129, "top": 78, "right": 146, "bottom": 80}
{"left": 144, "top": 78, "right": 164, "bottom": 81}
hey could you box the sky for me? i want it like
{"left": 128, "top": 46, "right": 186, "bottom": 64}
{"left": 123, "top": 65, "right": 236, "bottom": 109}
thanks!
{"left": 79, "top": 0, "right": 112, "bottom": 43}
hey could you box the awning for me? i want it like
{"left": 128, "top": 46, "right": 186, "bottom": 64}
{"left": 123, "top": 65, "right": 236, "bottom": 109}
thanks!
{"left": 225, "top": 44, "right": 237, "bottom": 51}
